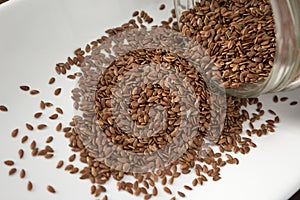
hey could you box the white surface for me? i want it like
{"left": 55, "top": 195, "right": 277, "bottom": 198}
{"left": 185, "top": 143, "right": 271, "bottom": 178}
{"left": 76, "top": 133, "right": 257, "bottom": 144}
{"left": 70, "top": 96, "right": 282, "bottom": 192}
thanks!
{"left": 0, "top": 0, "right": 300, "bottom": 200}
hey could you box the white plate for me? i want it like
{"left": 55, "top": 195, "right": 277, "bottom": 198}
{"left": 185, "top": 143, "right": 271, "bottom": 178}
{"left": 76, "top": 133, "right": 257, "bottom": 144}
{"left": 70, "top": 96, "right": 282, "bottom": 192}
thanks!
{"left": 0, "top": 0, "right": 300, "bottom": 200}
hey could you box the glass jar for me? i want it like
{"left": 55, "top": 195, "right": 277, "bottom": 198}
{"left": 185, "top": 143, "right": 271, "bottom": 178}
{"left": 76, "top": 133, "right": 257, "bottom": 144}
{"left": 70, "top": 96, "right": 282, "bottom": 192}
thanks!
{"left": 174, "top": 0, "right": 300, "bottom": 97}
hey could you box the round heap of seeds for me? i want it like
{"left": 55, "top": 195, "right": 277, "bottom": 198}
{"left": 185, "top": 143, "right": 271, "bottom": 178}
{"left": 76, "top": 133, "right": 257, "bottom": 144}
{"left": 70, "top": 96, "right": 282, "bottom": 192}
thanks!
{"left": 1, "top": 4, "right": 291, "bottom": 200}
{"left": 179, "top": 0, "right": 276, "bottom": 88}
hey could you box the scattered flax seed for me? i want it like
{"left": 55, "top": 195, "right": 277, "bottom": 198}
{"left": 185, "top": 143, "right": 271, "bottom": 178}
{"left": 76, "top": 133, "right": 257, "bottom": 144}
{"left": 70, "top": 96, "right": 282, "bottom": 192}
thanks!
{"left": 31, "top": 148, "right": 38, "bottom": 157}
{"left": 56, "top": 160, "right": 64, "bottom": 169}
{"left": 45, "top": 145, "right": 54, "bottom": 152}
{"left": 55, "top": 107, "right": 63, "bottom": 114}
{"left": 70, "top": 167, "right": 79, "bottom": 174}
{"left": 65, "top": 164, "right": 74, "bottom": 171}
{"left": 163, "top": 186, "right": 172, "bottom": 195}
{"left": 159, "top": 3, "right": 166, "bottom": 10}
{"left": 0, "top": 105, "right": 8, "bottom": 112}
{"left": 18, "top": 149, "right": 24, "bottom": 159}
{"left": 102, "top": 195, "right": 108, "bottom": 200}
{"left": 274, "top": 116, "right": 280, "bottom": 123}
{"left": 20, "top": 85, "right": 30, "bottom": 91}
{"left": 90, "top": 185, "right": 96, "bottom": 195}
{"left": 45, "top": 154, "right": 54, "bottom": 159}
{"left": 178, "top": 191, "right": 186, "bottom": 198}
{"left": 67, "top": 74, "right": 76, "bottom": 80}
{"left": 132, "top": 11, "right": 139, "bottom": 17}
{"left": 290, "top": 101, "right": 298, "bottom": 106}
{"left": 26, "top": 123, "right": 34, "bottom": 131}
{"left": 30, "top": 89, "right": 40, "bottom": 95}
{"left": 37, "top": 124, "right": 47, "bottom": 130}
{"left": 20, "top": 169, "right": 26, "bottom": 178}
{"left": 48, "top": 77, "right": 55, "bottom": 85}
{"left": 11, "top": 128, "right": 19, "bottom": 138}
{"left": 183, "top": 185, "right": 192, "bottom": 191}
{"left": 280, "top": 97, "right": 288, "bottom": 102}
{"left": 9, "top": 168, "right": 17, "bottom": 175}
{"left": 54, "top": 88, "right": 62, "bottom": 96}
{"left": 85, "top": 44, "right": 91, "bottom": 53}
{"left": 45, "top": 102, "right": 53, "bottom": 107}
{"left": 69, "top": 154, "right": 76, "bottom": 162}
{"left": 63, "top": 127, "right": 71, "bottom": 132}
{"left": 27, "top": 181, "right": 33, "bottom": 191}
{"left": 268, "top": 109, "right": 276, "bottom": 116}
{"left": 152, "top": 186, "right": 158, "bottom": 196}
{"left": 49, "top": 114, "right": 58, "bottom": 120}
{"left": 46, "top": 136, "right": 53, "bottom": 143}
{"left": 273, "top": 95, "right": 279, "bottom": 103}
{"left": 21, "top": 135, "right": 29, "bottom": 143}
{"left": 30, "top": 141, "right": 37, "bottom": 150}
{"left": 40, "top": 101, "right": 46, "bottom": 109}
{"left": 38, "top": 149, "right": 47, "bottom": 156}
{"left": 170, "top": 197, "right": 176, "bottom": 200}
{"left": 4, "top": 160, "right": 14, "bottom": 166}
{"left": 34, "top": 112, "right": 43, "bottom": 118}
{"left": 56, "top": 123, "right": 62, "bottom": 131}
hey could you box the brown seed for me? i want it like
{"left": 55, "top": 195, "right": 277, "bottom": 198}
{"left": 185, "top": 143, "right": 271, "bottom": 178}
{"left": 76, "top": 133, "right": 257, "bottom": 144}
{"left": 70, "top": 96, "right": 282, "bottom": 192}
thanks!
{"left": 69, "top": 154, "right": 76, "bottom": 162}
{"left": 280, "top": 97, "right": 288, "bottom": 102}
{"left": 159, "top": 4, "right": 166, "bottom": 10}
{"left": 45, "top": 102, "right": 53, "bottom": 107}
{"left": 163, "top": 186, "right": 172, "bottom": 195}
{"left": 34, "top": 112, "right": 43, "bottom": 118}
{"left": 54, "top": 88, "right": 62, "bottom": 96}
{"left": 56, "top": 107, "right": 63, "bottom": 114}
{"left": 20, "top": 85, "right": 30, "bottom": 91}
{"left": 178, "top": 191, "right": 186, "bottom": 198}
{"left": 65, "top": 164, "right": 74, "bottom": 171}
{"left": 11, "top": 128, "right": 19, "bottom": 138}
{"left": 49, "top": 114, "right": 58, "bottom": 120}
{"left": 63, "top": 127, "right": 71, "bottom": 132}
{"left": 48, "top": 77, "right": 55, "bottom": 84}
{"left": 273, "top": 95, "right": 278, "bottom": 103}
{"left": 70, "top": 167, "right": 79, "bottom": 174}
{"left": 90, "top": 185, "right": 96, "bottom": 194}
{"left": 18, "top": 149, "right": 24, "bottom": 159}
{"left": 20, "top": 169, "right": 26, "bottom": 178}
{"left": 26, "top": 123, "right": 34, "bottom": 131}
{"left": 38, "top": 149, "right": 48, "bottom": 156}
{"left": 40, "top": 101, "right": 46, "bottom": 109}
{"left": 45, "top": 145, "right": 54, "bottom": 152}
{"left": 32, "top": 148, "right": 38, "bottom": 157}
{"left": 9, "top": 168, "right": 17, "bottom": 175}
{"left": 152, "top": 186, "right": 158, "bottom": 196}
{"left": 46, "top": 136, "right": 53, "bottom": 143}
{"left": 184, "top": 185, "right": 192, "bottom": 191}
{"left": 67, "top": 74, "right": 76, "bottom": 80}
{"left": 4, "top": 160, "right": 14, "bottom": 166}
{"left": 268, "top": 109, "right": 276, "bottom": 116}
{"left": 21, "top": 135, "right": 29, "bottom": 143}
{"left": 30, "top": 89, "right": 40, "bottom": 95}
{"left": 30, "top": 141, "right": 37, "bottom": 150}
{"left": 274, "top": 116, "right": 280, "bottom": 123}
{"left": 37, "top": 124, "right": 47, "bottom": 130}
{"left": 56, "top": 123, "right": 62, "bottom": 131}
{"left": 56, "top": 160, "right": 64, "bottom": 169}
{"left": 290, "top": 101, "right": 298, "bottom": 106}
{"left": 102, "top": 195, "right": 108, "bottom": 200}
{"left": 0, "top": 105, "right": 8, "bottom": 112}
{"left": 27, "top": 181, "right": 33, "bottom": 191}
{"left": 132, "top": 11, "right": 139, "bottom": 17}
{"left": 47, "top": 185, "right": 56, "bottom": 193}
{"left": 45, "top": 154, "right": 54, "bottom": 159}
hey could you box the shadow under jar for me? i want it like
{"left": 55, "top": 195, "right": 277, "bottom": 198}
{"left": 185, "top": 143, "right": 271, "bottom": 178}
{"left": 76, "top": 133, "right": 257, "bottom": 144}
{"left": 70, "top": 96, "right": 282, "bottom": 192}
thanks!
{"left": 174, "top": 0, "right": 300, "bottom": 97}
